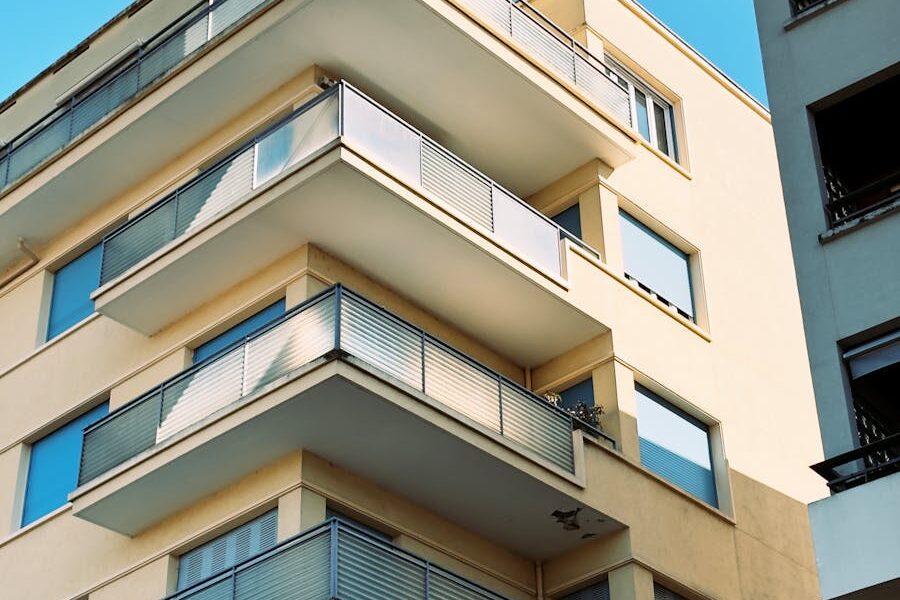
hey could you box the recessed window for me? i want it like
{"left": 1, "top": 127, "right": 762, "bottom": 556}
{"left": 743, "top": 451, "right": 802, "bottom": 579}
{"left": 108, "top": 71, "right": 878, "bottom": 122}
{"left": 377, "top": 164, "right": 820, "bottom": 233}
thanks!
{"left": 619, "top": 210, "right": 695, "bottom": 321}
{"left": 551, "top": 203, "right": 582, "bottom": 240}
{"left": 558, "top": 378, "right": 595, "bottom": 412}
{"left": 636, "top": 385, "right": 717, "bottom": 507}
{"left": 177, "top": 509, "right": 278, "bottom": 592}
{"left": 46, "top": 243, "right": 103, "bottom": 341}
{"left": 21, "top": 402, "right": 108, "bottom": 527}
{"left": 607, "top": 57, "right": 678, "bottom": 161}
{"left": 193, "top": 299, "right": 286, "bottom": 363}
{"left": 559, "top": 579, "right": 610, "bottom": 600}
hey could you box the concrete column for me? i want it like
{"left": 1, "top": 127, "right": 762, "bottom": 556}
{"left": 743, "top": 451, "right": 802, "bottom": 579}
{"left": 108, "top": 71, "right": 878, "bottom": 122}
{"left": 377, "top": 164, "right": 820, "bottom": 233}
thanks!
{"left": 578, "top": 187, "right": 605, "bottom": 260}
{"left": 597, "top": 185, "right": 624, "bottom": 273}
{"left": 609, "top": 563, "right": 654, "bottom": 600}
{"left": 595, "top": 361, "right": 640, "bottom": 461}
{"left": 277, "top": 486, "right": 327, "bottom": 541}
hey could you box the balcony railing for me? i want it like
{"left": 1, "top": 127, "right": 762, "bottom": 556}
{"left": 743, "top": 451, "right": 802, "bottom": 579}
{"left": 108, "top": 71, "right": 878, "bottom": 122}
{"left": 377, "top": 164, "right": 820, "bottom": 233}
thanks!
{"left": 165, "top": 518, "right": 510, "bottom": 600}
{"left": 0, "top": 0, "right": 269, "bottom": 193}
{"left": 825, "top": 169, "right": 900, "bottom": 227}
{"left": 811, "top": 432, "right": 900, "bottom": 492}
{"left": 790, "top": 0, "right": 830, "bottom": 15}
{"left": 98, "top": 81, "right": 596, "bottom": 285}
{"left": 456, "top": 0, "right": 631, "bottom": 126}
{"left": 80, "top": 285, "right": 613, "bottom": 486}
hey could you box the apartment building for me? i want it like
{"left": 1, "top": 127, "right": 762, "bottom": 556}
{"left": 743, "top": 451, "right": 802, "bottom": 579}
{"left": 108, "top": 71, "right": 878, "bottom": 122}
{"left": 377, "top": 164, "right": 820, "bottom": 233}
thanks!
{"left": 0, "top": 1, "right": 825, "bottom": 599}
{"left": 753, "top": 0, "right": 900, "bottom": 598}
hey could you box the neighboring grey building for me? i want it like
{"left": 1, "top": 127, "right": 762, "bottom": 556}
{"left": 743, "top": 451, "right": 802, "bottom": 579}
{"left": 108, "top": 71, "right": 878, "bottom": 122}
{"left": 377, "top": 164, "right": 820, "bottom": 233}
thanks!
{"left": 754, "top": 0, "right": 900, "bottom": 599}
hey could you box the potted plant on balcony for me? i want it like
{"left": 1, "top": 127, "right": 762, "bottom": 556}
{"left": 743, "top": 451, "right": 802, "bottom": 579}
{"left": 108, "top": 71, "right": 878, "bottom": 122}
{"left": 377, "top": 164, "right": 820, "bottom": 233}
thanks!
{"left": 543, "top": 392, "right": 604, "bottom": 433}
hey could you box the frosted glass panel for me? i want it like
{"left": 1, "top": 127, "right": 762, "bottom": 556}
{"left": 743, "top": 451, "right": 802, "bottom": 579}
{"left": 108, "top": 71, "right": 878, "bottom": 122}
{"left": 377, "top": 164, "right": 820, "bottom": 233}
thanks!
{"left": 493, "top": 187, "right": 561, "bottom": 276}
{"left": 343, "top": 88, "right": 422, "bottom": 185}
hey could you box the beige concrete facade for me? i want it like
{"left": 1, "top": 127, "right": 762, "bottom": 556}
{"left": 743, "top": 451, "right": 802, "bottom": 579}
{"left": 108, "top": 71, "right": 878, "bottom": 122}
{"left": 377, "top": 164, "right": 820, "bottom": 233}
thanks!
{"left": 0, "top": 1, "right": 825, "bottom": 599}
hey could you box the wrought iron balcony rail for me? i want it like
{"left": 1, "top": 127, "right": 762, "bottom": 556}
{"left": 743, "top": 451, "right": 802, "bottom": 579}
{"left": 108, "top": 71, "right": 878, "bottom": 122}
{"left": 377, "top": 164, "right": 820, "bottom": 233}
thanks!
{"left": 165, "top": 517, "right": 511, "bottom": 600}
{"left": 79, "top": 285, "right": 614, "bottom": 486}
{"left": 790, "top": 0, "right": 830, "bottom": 15}
{"left": 825, "top": 169, "right": 900, "bottom": 227}
{"left": 811, "top": 432, "right": 900, "bottom": 492}
{"left": 97, "top": 81, "right": 596, "bottom": 285}
{"left": 457, "top": 0, "right": 631, "bottom": 126}
{"left": 0, "top": 0, "right": 269, "bottom": 193}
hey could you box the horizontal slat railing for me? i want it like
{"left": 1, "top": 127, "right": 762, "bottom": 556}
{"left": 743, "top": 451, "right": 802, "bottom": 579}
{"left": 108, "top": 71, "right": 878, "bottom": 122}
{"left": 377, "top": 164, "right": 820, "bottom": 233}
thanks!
{"left": 98, "top": 80, "right": 595, "bottom": 287}
{"left": 0, "top": 0, "right": 270, "bottom": 193}
{"left": 80, "top": 285, "right": 611, "bottom": 485}
{"left": 165, "top": 518, "right": 511, "bottom": 600}
{"left": 456, "top": 0, "right": 632, "bottom": 126}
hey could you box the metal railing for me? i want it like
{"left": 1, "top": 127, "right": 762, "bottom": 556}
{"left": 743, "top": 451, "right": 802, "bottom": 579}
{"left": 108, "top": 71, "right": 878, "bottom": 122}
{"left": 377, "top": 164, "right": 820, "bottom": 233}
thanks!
{"left": 0, "top": 0, "right": 269, "bottom": 193}
{"left": 456, "top": 0, "right": 631, "bottom": 126}
{"left": 811, "top": 432, "right": 900, "bottom": 492}
{"left": 79, "top": 285, "right": 614, "bottom": 485}
{"left": 97, "top": 80, "right": 597, "bottom": 286}
{"left": 790, "top": 0, "right": 830, "bottom": 15}
{"left": 825, "top": 169, "right": 900, "bottom": 228}
{"left": 165, "top": 517, "right": 511, "bottom": 600}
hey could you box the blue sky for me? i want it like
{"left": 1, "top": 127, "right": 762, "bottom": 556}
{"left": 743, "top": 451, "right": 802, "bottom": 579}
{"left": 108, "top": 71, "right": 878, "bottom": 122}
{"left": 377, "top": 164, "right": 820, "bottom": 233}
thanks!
{"left": 0, "top": 0, "right": 768, "bottom": 105}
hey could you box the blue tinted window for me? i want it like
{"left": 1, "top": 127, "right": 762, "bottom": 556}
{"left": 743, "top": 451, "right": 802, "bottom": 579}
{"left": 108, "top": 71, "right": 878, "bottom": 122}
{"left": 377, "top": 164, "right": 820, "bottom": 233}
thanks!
{"left": 22, "top": 402, "right": 108, "bottom": 526}
{"left": 193, "top": 300, "right": 286, "bottom": 363}
{"left": 636, "top": 386, "right": 717, "bottom": 507}
{"left": 619, "top": 211, "right": 694, "bottom": 319}
{"left": 558, "top": 378, "right": 594, "bottom": 411}
{"left": 551, "top": 204, "right": 582, "bottom": 240}
{"left": 47, "top": 244, "right": 103, "bottom": 340}
{"left": 560, "top": 579, "right": 610, "bottom": 600}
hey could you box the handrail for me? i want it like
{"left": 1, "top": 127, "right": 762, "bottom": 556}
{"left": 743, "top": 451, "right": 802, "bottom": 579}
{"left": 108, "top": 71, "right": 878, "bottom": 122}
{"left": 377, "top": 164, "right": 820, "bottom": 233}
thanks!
{"left": 162, "top": 517, "right": 510, "bottom": 600}
{"left": 811, "top": 432, "right": 900, "bottom": 492}
{"left": 96, "top": 80, "right": 599, "bottom": 287}
{"left": 79, "top": 284, "right": 614, "bottom": 486}
{"left": 0, "top": 0, "right": 271, "bottom": 192}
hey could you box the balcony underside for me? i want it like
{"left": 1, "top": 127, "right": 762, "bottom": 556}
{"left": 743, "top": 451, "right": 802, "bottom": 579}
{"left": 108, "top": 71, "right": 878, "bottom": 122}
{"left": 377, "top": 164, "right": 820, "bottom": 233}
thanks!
{"left": 0, "top": 0, "right": 632, "bottom": 273}
{"left": 94, "top": 147, "right": 606, "bottom": 366}
{"left": 72, "top": 359, "right": 621, "bottom": 558}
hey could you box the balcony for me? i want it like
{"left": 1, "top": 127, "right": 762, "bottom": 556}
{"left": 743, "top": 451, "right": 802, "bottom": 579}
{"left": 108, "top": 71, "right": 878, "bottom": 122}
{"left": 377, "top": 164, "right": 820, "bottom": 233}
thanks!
{"left": 0, "top": 0, "right": 268, "bottom": 194}
{"left": 93, "top": 82, "right": 609, "bottom": 365}
{"left": 817, "top": 72, "right": 900, "bottom": 228}
{"left": 809, "top": 436, "right": 900, "bottom": 599}
{"left": 0, "top": 0, "right": 635, "bottom": 275}
{"left": 166, "top": 518, "right": 510, "bottom": 600}
{"left": 790, "top": 0, "right": 830, "bottom": 15}
{"left": 73, "top": 286, "right": 618, "bottom": 548}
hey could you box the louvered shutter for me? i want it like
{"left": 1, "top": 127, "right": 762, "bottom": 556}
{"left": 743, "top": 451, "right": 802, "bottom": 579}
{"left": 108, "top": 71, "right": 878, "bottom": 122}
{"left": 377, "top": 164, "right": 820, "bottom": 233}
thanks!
{"left": 654, "top": 583, "right": 687, "bottom": 600}
{"left": 558, "top": 579, "right": 611, "bottom": 600}
{"left": 177, "top": 510, "right": 278, "bottom": 590}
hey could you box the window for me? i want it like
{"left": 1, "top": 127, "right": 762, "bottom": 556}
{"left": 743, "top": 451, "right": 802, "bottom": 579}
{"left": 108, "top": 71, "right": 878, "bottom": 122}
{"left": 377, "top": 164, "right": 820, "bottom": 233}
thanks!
{"left": 607, "top": 57, "right": 678, "bottom": 161}
{"left": 619, "top": 210, "right": 694, "bottom": 320}
{"left": 21, "top": 402, "right": 108, "bottom": 527}
{"left": 654, "top": 583, "right": 688, "bottom": 600}
{"left": 844, "top": 330, "right": 899, "bottom": 458}
{"left": 558, "top": 378, "right": 595, "bottom": 412}
{"left": 636, "top": 386, "right": 717, "bottom": 507}
{"left": 559, "top": 580, "right": 610, "bottom": 600}
{"left": 177, "top": 510, "right": 278, "bottom": 591}
{"left": 46, "top": 243, "right": 103, "bottom": 341}
{"left": 193, "top": 299, "right": 286, "bottom": 363}
{"left": 551, "top": 204, "right": 582, "bottom": 240}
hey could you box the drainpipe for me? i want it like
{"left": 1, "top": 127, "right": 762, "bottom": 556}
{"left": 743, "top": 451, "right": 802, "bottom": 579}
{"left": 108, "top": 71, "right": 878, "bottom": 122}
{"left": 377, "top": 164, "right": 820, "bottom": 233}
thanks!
{"left": 0, "top": 238, "right": 40, "bottom": 290}
{"left": 535, "top": 560, "right": 545, "bottom": 600}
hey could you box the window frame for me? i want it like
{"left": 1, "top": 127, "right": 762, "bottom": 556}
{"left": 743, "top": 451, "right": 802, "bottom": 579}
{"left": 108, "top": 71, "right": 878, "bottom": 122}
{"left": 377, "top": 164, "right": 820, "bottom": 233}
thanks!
{"left": 20, "top": 402, "right": 109, "bottom": 528}
{"left": 635, "top": 384, "right": 719, "bottom": 508}
{"left": 606, "top": 56, "right": 679, "bottom": 162}
{"left": 45, "top": 242, "right": 103, "bottom": 341}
